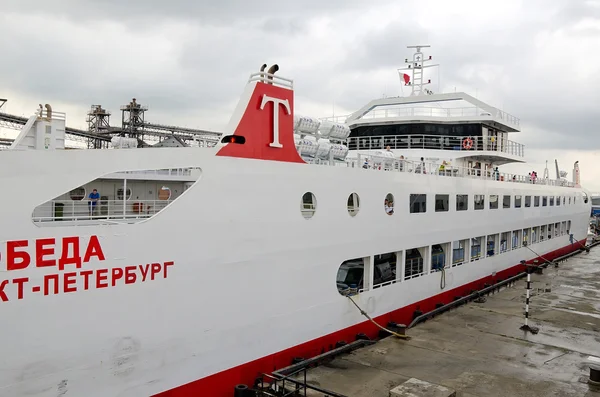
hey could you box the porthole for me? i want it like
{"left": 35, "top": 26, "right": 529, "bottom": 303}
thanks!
{"left": 347, "top": 192, "right": 360, "bottom": 216}
{"left": 158, "top": 186, "right": 171, "bottom": 200}
{"left": 117, "top": 187, "right": 132, "bottom": 201}
{"left": 384, "top": 193, "right": 394, "bottom": 215}
{"left": 301, "top": 192, "right": 316, "bottom": 219}
{"left": 69, "top": 187, "right": 86, "bottom": 201}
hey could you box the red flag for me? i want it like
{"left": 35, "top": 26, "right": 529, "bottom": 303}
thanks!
{"left": 402, "top": 73, "right": 410, "bottom": 85}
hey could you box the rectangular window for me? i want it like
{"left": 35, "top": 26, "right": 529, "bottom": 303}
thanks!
{"left": 503, "top": 195, "right": 511, "bottom": 208}
{"left": 556, "top": 196, "right": 561, "bottom": 206}
{"left": 563, "top": 197, "right": 566, "bottom": 205}
{"left": 540, "top": 225, "right": 546, "bottom": 241}
{"left": 435, "top": 194, "right": 449, "bottom": 212}
{"left": 410, "top": 194, "right": 427, "bottom": 213}
{"left": 456, "top": 194, "right": 468, "bottom": 211}
{"left": 489, "top": 194, "right": 499, "bottom": 209}
{"left": 542, "top": 196, "right": 548, "bottom": 206}
{"left": 474, "top": 194, "right": 485, "bottom": 210}
{"left": 515, "top": 195, "right": 522, "bottom": 208}
{"left": 525, "top": 196, "right": 531, "bottom": 208}
{"left": 549, "top": 197, "right": 554, "bottom": 206}
{"left": 568, "top": 196, "right": 571, "bottom": 205}
{"left": 534, "top": 196, "right": 540, "bottom": 207}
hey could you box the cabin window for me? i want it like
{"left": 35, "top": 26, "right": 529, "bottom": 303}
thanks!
{"left": 410, "top": 194, "right": 427, "bottom": 213}
{"left": 525, "top": 196, "right": 531, "bottom": 208}
{"left": 522, "top": 228, "right": 529, "bottom": 245}
{"left": 574, "top": 195, "right": 577, "bottom": 204}
{"left": 515, "top": 195, "right": 522, "bottom": 208}
{"left": 561, "top": 221, "right": 567, "bottom": 235}
{"left": 563, "top": 196, "right": 566, "bottom": 205}
{"left": 567, "top": 220, "right": 571, "bottom": 233}
{"left": 547, "top": 224, "right": 553, "bottom": 239}
{"left": 503, "top": 195, "right": 511, "bottom": 208}
{"left": 534, "top": 196, "right": 540, "bottom": 207}
{"left": 512, "top": 230, "right": 521, "bottom": 249}
{"left": 489, "top": 194, "right": 499, "bottom": 209}
{"left": 474, "top": 194, "right": 485, "bottom": 210}
{"left": 431, "top": 244, "right": 449, "bottom": 271}
{"left": 554, "top": 222, "right": 560, "bottom": 237}
{"left": 568, "top": 196, "right": 571, "bottom": 205}
{"left": 542, "top": 196, "right": 548, "bottom": 206}
{"left": 556, "top": 196, "right": 561, "bottom": 206}
{"left": 301, "top": 192, "right": 316, "bottom": 219}
{"left": 372, "top": 252, "right": 398, "bottom": 289}
{"left": 336, "top": 258, "right": 365, "bottom": 295}
{"left": 486, "top": 234, "right": 499, "bottom": 256}
{"left": 384, "top": 193, "right": 394, "bottom": 215}
{"left": 347, "top": 193, "right": 360, "bottom": 217}
{"left": 452, "top": 240, "right": 468, "bottom": 266}
{"left": 456, "top": 194, "right": 468, "bottom": 211}
{"left": 69, "top": 187, "right": 86, "bottom": 201}
{"left": 471, "top": 236, "right": 483, "bottom": 260}
{"left": 500, "top": 232, "right": 510, "bottom": 252}
{"left": 435, "top": 194, "right": 449, "bottom": 212}
{"left": 549, "top": 197, "right": 555, "bottom": 206}
{"left": 405, "top": 248, "right": 425, "bottom": 279}
{"left": 531, "top": 226, "right": 539, "bottom": 243}
{"left": 540, "top": 225, "right": 546, "bottom": 241}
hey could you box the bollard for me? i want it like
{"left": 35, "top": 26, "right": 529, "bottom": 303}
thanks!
{"left": 590, "top": 366, "right": 600, "bottom": 385}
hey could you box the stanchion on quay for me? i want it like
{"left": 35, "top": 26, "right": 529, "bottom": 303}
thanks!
{"left": 519, "top": 260, "right": 539, "bottom": 334}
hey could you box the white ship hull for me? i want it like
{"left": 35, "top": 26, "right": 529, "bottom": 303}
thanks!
{"left": 0, "top": 68, "right": 590, "bottom": 397}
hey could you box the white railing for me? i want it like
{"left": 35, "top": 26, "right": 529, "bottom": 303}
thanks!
{"left": 356, "top": 106, "right": 520, "bottom": 127}
{"left": 114, "top": 168, "right": 194, "bottom": 177}
{"left": 347, "top": 134, "right": 525, "bottom": 157}
{"left": 329, "top": 155, "right": 575, "bottom": 188}
{"left": 248, "top": 71, "right": 293, "bottom": 89}
{"left": 32, "top": 199, "right": 173, "bottom": 223}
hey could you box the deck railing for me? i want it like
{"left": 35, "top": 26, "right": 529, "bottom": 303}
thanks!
{"left": 32, "top": 199, "right": 173, "bottom": 223}
{"left": 330, "top": 155, "right": 575, "bottom": 188}
{"left": 347, "top": 134, "right": 524, "bottom": 157}
{"left": 323, "top": 106, "right": 520, "bottom": 128}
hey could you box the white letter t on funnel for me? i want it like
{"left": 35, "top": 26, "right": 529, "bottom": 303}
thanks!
{"left": 260, "top": 94, "right": 290, "bottom": 148}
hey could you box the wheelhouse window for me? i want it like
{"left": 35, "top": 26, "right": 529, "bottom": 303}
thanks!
{"left": 489, "top": 194, "right": 499, "bottom": 209}
{"left": 435, "top": 194, "right": 449, "bottom": 212}
{"left": 503, "top": 195, "right": 511, "bottom": 208}
{"left": 525, "top": 196, "right": 531, "bottom": 208}
{"left": 456, "top": 194, "right": 468, "bottom": 211}
{"left": 410, "top": 194, "right": 427, "bottom": 213}
{"left": 474, "top": 194, "right": 485, "bottom": 210}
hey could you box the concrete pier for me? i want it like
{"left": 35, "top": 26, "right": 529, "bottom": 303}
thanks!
{"left": 296, "top": 246, "right": 600, "bottom": 396}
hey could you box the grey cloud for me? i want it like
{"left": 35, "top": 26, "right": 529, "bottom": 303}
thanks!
{"left": 3, "top": 0, "right": 368, "bottom": 25}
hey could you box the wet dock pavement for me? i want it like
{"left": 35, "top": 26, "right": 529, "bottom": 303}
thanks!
{"left": 297, "top": 246, "right": 600, "bottom": 397}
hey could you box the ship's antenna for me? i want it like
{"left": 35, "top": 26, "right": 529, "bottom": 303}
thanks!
{"left": 398, "top": 45, "right": 439, "bottom": 96}
{"left": 543, "top": 160, "right": 549, "bottom": 180}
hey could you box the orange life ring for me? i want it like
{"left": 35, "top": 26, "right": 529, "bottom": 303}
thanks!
{"left": 462, "top": 137, "right": 473, "bottom": 150}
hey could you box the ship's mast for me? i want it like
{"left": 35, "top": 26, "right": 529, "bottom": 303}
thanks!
{"left": 398, "top": 45, "right": 439, "bottom": 96}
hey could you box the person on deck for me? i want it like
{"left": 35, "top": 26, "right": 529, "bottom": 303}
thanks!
{"left": 88, "top": 189, "right": 100, "bottom": 216}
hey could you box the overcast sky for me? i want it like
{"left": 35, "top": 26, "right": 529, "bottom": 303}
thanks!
{"left": 1, "top": 0, "right": 599, "bottom": 190}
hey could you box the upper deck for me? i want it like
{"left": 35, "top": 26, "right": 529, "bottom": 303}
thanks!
{"left": 339, "top": 92, "right": 520, "bottom": 133}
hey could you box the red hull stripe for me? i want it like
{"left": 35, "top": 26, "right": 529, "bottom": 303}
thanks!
{"left": 153, "top": 240, "right": 586, "bottom": 397}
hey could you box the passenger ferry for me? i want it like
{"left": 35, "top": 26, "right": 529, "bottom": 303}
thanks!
{"left": 0, "top": 46, "right": 591, "bottom": 397}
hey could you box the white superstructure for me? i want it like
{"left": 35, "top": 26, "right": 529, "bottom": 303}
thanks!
{"left": 0, "top": 47, "right": 591, "bottom": 397}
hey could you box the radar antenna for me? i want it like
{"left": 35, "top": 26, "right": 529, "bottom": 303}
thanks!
{"left": 398, "top": 45, "right": 439, "bottom": 96}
